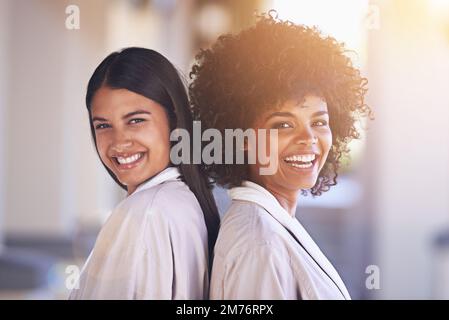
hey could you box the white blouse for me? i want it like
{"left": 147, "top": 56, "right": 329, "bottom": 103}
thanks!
{"left": 210, "top": 181, "right": 351, "bottom": 300}
{"left": 69, "top": 167, "right": 209, "bottom": 300}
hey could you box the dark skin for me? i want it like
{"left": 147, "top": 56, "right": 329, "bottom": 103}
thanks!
{"left": 247, "top": 95, "right": 332, "bottom": 216}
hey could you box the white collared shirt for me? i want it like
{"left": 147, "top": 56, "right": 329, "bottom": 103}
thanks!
{"left": 210, "top": 181, "right": 351, "bottom": 300}
{"left": 69, "top": 167, "right": 209, "bottom": 300}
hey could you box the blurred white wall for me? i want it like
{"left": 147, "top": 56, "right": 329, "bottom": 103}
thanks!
{"left": 368, "top": 0, "right": 449, "bottom": 299}
{"left": 105, "top": 0, "right": 195, "bottom": 73}
{"left": 1, "top": 0, "right": 196, "bottom": 238}
{"left": 3, "top": 0, "right": 120, "bottom": 237}
{"left": 0, "top": 0, "right": 11, "bottom": 251}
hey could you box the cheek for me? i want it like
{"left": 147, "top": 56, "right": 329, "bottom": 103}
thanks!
{"left": 252, "top": 131, "right": 285, "bottom": 163}
{"left": 320, "top": 131, "right": 333, "bottom": 162}
{"left": 95, "top": 134, "right": 110, "bottom": 162}
{"left": 159, "top": 126, "right": 171, "bottom": 147}
{"left": 140, "top": 125, "right": 171, "bottom": 155}
{"left": 275, "top": 135, "right": 291, "bottom": 156}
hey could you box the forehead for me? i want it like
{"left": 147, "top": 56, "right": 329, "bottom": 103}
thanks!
{"left": 91, "top": 87, "right": 157, "bottom": 115}
{"left": 278, "top": 95, "right": 328, "bottom": 113}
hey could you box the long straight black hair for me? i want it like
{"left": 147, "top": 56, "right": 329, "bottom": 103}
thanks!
{"left": 85, "top": 47, "right": 220, "bottom": 271}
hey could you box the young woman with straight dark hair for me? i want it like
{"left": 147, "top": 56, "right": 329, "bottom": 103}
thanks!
{"left": 69, "top": 47, "right": 220, "bottom": 299}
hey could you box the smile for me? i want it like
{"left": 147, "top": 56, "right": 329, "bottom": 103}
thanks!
{"left": 111, "top": 152, "right": 145, "bottom": 170}
{"left": 283, "top": 154, "right": 317, "bottom": 169}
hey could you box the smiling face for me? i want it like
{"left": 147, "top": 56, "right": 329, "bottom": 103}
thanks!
{"left": 91, "top": 87, "right": 171, "bottom": 195}
{"left": 248, "top": 95, "right": 332, "bottom": 195}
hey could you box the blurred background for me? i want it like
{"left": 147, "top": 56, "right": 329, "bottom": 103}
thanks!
{"left": 0, "top": 0, "right": 448, "bottom": 300}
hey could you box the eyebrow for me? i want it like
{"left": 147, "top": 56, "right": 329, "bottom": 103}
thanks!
{"left": 92, "top": 110, "right": 151, "bottom": 122}
{"left": 265, "top": 110, "right": 328, "bottom": 121}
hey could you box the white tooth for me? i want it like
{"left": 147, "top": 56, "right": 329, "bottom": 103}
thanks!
{"left": 296, "top": 154, "right": 314, "bottom": 162}
{"left": 290, "top": 162, "right": 313, "bottom": 168}
{"left": 117, "top": 153, "right": 142, "bottom": 165}
{"left": 118, "top": 158, "right": 125, "bottom": 164}
{"left": 285, "top": 155, "right": 315, "bottom": 163}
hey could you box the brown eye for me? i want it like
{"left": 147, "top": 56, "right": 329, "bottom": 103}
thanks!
{"left": 95, "top": 123, "right": 110, "bottom": 130}
{"left": 129, "top": 118, "right": 146, "bottom": 125}
{"left": 272, "top": 122, "right": 293, "bottom": 129}
{"left": 313, "top": 120, "right": 328, "bottom": 127}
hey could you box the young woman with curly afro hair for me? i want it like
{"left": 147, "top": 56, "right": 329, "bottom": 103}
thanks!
{"left": 189, "top": 12, "right": 372, "bottom": 299}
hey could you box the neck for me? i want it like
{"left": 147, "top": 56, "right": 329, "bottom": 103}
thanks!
{"left": 127, "top": 185, "right": 136, "bottom": 196}
{"left": 250, "top": 177, "right": 299, "bottom": 217}
{"left": 268, "top": 187, "right": 298, "bottom": 217}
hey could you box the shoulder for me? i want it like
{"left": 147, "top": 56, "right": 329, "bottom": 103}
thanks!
{"left": 100, "top": 178, "right": 206, "bottom": 251}
{"left": 214, "top": 200, "right": 291, "bottom": 261}
{"left": 101, "top": 179, "right": 204, "bottom": 242}
{"left": 118, "top": 179, "right": 202, "bottom": 224}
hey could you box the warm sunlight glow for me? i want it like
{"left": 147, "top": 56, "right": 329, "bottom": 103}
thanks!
{"left": 272, "top": 0, "right": 370, "bottom": 66}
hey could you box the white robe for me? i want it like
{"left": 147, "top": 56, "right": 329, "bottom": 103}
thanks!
{"left": 69, "top": 167, "right": 209, "bottom": 300}
{"left": 210, "top": 181, "right": 351, "bottom": 300}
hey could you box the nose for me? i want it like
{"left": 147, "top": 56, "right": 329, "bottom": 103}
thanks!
{"left": 294, "top": 126, "right": 317, "bottom": 146}
{"left": 111, "top": 129, "right": 133, "bottom": 152}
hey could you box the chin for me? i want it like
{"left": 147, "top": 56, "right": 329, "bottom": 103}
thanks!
{"left": 117, "top": 176, "right": 139, "bottom": 187}
{"left": 292, "top": 179, "right": 317, "bottom": 191}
